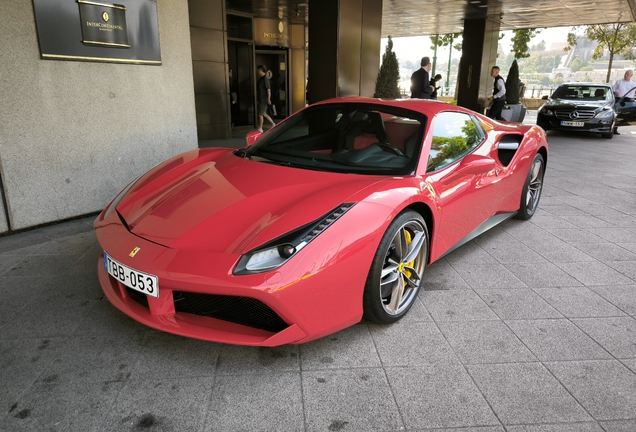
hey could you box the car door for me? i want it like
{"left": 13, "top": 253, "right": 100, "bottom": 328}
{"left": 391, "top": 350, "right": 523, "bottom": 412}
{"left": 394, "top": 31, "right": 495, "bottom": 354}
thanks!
{"left": 425, "top": 111, "right": 502, "bottom": 256}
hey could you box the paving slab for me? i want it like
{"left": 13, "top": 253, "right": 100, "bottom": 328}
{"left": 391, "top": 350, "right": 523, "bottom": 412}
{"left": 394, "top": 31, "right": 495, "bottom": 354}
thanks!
{"left": 571, "top": 317, "right": 636, "bottom": 358}
{"left": 207, "top": 372, "right": 304, "bottom": 431}
{"left": 466, "top": 362, "right": 592, "bottom": 425}
{"left": 386, "top": 364, "right": 500, "bottom": 430}
{"left": 545, "top": 360, "right": 636, "bottom": 421}
{"left": 302, "top": 368, "right": 402, "bottom": 432}
{"left": 506, "top": 319, "right": 612, "bottom": 361}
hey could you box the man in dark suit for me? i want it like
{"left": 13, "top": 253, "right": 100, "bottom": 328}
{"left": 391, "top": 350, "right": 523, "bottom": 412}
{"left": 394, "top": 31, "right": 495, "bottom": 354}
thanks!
{"left": 487, "top": 66, "right": 507, "bottom": 120}
{"left": 410, "top": 57, "right": 434, "bottom": 99}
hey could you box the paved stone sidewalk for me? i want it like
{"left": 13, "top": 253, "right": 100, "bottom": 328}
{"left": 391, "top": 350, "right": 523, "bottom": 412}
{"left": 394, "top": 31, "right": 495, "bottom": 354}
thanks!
{"left": 1, "top": 128, "right": 635, "bottom": 431}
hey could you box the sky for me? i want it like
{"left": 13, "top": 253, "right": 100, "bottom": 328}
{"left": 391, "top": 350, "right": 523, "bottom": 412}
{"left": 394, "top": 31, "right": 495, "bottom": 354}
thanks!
{"left": 382, "top": 26, "right": 576, "bottom": 67}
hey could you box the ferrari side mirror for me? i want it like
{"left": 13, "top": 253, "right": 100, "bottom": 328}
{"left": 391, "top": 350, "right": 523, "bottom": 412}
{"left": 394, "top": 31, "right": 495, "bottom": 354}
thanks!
{"left": 246, "top": 130, "right": 262, "bottom": 147}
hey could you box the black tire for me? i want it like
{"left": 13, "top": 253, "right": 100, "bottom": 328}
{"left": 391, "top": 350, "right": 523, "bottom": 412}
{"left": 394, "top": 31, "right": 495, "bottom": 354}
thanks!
{"left": 514, "top": 153, "right": 545, "bottom": 220}
{"left": 602, "top": 132, "right": 613, "bottom": 139}
{"left": 363, "top": 210, "right": 429, "bottom": 323}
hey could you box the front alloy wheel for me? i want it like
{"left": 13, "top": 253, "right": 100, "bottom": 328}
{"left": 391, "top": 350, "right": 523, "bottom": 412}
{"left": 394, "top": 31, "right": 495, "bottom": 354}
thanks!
{"left": 363, "top": 211, "right": 429, "bottom": 323}
{"left": 515, "top": 153, "right": 544, "bottom": 220}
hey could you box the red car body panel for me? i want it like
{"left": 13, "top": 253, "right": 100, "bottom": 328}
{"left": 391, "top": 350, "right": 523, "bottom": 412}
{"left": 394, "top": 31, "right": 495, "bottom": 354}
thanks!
{"left": 94, "top": 98, "right": 547, "bottom": 345}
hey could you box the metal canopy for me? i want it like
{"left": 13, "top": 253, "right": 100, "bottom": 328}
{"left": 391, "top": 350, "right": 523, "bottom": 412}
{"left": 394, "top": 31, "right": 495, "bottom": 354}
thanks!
{"left": 227, "top": 0, "right": 636, "bottom": 36}
{"left": 381, "top": 0, "right": 636, "bottom": 37}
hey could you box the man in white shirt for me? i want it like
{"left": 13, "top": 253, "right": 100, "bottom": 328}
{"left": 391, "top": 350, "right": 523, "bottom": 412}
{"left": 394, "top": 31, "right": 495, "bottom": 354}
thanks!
{"left": 612, "top": 69, "right": 635, "bottom": 135}
{"left": 487, "top": 66, "right": 506, "bottom": 120}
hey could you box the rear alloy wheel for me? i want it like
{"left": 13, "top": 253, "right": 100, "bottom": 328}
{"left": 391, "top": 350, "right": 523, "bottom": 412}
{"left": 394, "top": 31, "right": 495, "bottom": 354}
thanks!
{"left": 515, "top": 153, "right": 544, "bottom": 220}
{"left": 363, "top": 211, "right": 429, "bottom": 323}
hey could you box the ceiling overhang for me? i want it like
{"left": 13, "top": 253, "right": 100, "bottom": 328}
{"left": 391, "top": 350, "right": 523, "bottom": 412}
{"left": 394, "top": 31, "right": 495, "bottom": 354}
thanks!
{"left": 381, "top": 0, "right": 636, "bottom": 37}
{"left": 225, "top": 0, "right": 636, "bottom": 37}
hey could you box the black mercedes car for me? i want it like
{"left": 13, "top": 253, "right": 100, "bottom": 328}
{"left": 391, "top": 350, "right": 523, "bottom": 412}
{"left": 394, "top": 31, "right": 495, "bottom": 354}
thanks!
{"left": 537, "top": 83, "right": 616, "bottom": 139}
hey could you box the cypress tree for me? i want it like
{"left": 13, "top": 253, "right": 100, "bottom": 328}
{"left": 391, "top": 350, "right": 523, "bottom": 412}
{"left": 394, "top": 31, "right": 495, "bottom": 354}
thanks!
{"left": 505, "top": 59, "right": 520, "bottom": 104}
{"left": 373, "top": 36, "right": 401, "bottom": 98}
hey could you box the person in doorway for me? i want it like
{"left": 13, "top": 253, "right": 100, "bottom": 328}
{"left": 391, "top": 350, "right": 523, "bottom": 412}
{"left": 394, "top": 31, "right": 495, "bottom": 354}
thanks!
{"left": 256, "top": 65, "right": 275, "bottom": 133}
{"left": 487, "top": 66, "right": 506, "bottom": 121}
{"left": 612, "top": 69, "right": 635, "bottom": 135}
{"left": 430, "top": 74, "right": 442, "bottom": 100}
{"left": 410, "top": 57, "right": 435, "bottom": 99}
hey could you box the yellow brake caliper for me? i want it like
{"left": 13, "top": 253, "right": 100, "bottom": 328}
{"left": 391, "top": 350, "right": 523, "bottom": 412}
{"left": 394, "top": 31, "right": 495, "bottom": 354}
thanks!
{"left": 403, "top": 230, "right": 415, "bottom": 280}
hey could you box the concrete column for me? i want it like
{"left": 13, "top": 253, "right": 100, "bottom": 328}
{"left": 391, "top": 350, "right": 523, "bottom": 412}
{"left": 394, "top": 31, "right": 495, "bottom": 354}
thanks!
{"left": 188, "top": 0, "right": 231, "bottom": 140}
{"left": 307, "top": 0, "right": 382, "bottom": 104}
{"left": 290, "top": 24, "right": 307, "bottom": 114}
{"left": 457, "top": 18, "right": 501, "bottom": 114}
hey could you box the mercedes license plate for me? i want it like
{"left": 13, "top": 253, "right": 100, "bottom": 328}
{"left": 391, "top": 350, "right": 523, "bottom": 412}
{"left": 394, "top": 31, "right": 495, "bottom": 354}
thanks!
{"left": 104, "top": 251, "right": 159, "bottom": 298}
{"left": 561, "top": 121, "right": 584, "bottom": 127}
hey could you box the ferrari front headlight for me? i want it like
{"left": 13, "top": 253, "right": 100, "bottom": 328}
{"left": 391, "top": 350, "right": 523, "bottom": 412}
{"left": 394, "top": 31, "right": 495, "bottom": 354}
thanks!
{"left": 234, "top": 203, "right": 355, "bottom": 275}
{"left": 243, "top": 244, "right": 297, "bottom": 272}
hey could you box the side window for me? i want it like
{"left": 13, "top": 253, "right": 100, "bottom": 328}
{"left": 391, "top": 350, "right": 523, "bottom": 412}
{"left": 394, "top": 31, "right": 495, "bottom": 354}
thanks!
{"left": 427, "top": 112, "right": 485, "bottom": 172}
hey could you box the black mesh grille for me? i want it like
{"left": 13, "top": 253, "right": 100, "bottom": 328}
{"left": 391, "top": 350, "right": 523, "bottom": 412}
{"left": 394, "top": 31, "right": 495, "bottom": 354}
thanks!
{"left": 125, "top": 287, "right": 149, "bottom": 309}
{"left": 173, "top": 292, "right": 288, "bottom": 333}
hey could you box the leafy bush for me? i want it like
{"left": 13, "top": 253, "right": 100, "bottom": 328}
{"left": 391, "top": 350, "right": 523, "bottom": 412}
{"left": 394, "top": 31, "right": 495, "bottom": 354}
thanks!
{"left": 374, "top": 36, "right": 401, "bottom": 98}
{"left": 505, "top": 60, "right": 520, "bottom": 105}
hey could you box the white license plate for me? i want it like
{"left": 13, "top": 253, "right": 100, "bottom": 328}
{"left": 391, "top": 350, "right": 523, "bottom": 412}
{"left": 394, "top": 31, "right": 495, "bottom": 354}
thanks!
{"left": 561, "top": 121, "right": 584, "bottom": 127}
{"left": 104, "top": 251, "right": 159, "bottom": 298}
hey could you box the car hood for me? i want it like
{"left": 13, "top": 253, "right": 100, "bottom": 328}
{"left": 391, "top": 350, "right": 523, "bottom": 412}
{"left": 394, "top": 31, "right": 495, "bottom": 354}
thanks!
{"left": 115, "top": 149, "right": 385, "bottom": 253}
{"left": 542, "top": 98, "right": 612, "bottom": 110}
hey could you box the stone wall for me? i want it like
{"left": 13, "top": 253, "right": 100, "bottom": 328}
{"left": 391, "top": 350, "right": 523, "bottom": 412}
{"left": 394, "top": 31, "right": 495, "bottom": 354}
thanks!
{"left": 0, "top": 0, "right": 198, "bottom": 232}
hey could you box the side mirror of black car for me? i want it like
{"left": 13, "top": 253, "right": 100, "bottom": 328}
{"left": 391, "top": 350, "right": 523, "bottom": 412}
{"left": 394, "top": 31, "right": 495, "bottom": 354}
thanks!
{"left": 541, "top": 95, "right": 548, "bottom": 100}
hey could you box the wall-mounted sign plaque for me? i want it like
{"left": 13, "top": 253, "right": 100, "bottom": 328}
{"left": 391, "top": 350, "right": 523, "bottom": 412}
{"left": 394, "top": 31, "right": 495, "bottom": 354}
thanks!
{"left": 32, "top": 0, "right": 161, "bottom": 65}
{"left": 78, "top": 0, "right": 130, "bottom": 48}
{"left": 254, "top": 18, "right": 290, "bottom": 48}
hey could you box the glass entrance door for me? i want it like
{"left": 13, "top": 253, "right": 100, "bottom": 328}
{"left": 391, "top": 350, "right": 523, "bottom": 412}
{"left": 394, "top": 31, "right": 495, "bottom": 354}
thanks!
{"left": 255, "top": 50, "right": 288, "bottom": 119}
{"left": 228, "top": 40, "right": 255, "bottom": 127}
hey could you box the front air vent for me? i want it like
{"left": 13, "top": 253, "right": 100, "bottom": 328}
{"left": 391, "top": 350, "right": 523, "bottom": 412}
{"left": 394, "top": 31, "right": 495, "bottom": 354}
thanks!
{"left": 173, "top": 292, "right": 289, "bottom": 333}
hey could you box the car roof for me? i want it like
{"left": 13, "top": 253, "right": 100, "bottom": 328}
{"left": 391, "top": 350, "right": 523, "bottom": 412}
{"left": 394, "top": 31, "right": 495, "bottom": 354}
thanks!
{"left": 560, "top": 82, "right": 611, "bottom": 87}
{"left": 311, "top": 96, "right": 472, "bottom": 117}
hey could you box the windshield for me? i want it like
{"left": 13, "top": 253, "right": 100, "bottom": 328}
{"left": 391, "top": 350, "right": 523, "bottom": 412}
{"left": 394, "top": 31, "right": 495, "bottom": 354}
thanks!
{"left": 244, "top": 103, "right": 426, "bottom": 175}
{"left": 551, "top": 85, "right": 612, "bottom": 101}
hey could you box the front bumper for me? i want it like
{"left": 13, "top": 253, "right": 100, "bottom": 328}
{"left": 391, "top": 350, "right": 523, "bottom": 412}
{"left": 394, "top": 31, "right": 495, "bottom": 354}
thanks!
{"left": 537, "top": 113, "right": 614, "bottom": 133}
{"left": 94, "top": 209, "right": 375, "bottom": 346}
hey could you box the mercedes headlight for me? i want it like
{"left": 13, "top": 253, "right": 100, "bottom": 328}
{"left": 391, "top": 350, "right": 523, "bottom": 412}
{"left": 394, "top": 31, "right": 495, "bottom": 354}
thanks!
{"left": 234, "top": 203, "right": 355, "bottom": 274}
{"left": 595, "top": 109, "right": 614, "bottom": 119}
{"left": 541, "top": 108, "right": 554, "bottom": 116}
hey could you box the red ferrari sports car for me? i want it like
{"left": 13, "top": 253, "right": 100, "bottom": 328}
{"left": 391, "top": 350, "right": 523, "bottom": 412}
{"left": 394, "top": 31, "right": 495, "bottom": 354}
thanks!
{"left": 95, "top": 97, "right": 547, "bottom": 346}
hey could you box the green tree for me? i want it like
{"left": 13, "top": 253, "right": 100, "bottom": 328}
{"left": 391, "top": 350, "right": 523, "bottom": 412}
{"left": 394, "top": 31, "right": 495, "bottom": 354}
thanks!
{"left": 505, "top": 59, "right": 520, "bottom": 104}
{"left": 511, "top": 29, "right": 542, "bottom": 59}
{"left": 570, "top": 57, "right": 589, "bottom": 72}
{"left": 566, "top": 24, "right": 636, "bottom": 83}
{"left": 430, "top": 33, "right": 462, "bottom": 96}
{"left": 374, "top": 36, "right": 401, "bottom": 98}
